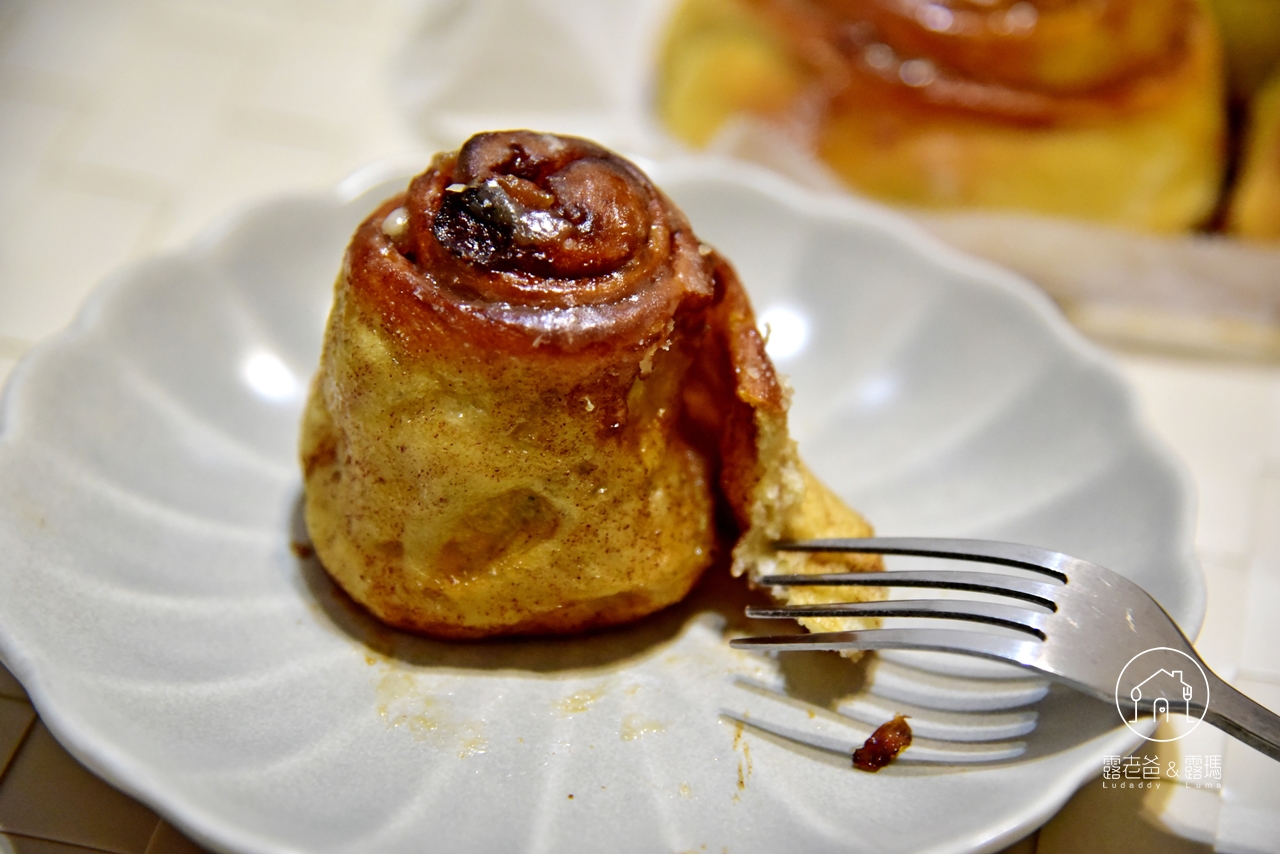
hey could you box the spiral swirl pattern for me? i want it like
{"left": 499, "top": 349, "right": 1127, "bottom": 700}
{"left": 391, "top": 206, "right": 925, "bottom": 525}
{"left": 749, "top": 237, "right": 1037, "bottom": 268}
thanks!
{"left": 347, "top": 131, "right": 719, "bottom": 355}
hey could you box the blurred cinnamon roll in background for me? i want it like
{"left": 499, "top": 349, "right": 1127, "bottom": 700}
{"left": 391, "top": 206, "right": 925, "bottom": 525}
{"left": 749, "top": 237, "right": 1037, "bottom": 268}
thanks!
{"left": 300, "top": 130, "right": 880, "bottom": 639}
{"left": 658, "top": 0, "right": 1226, "bottom": 232}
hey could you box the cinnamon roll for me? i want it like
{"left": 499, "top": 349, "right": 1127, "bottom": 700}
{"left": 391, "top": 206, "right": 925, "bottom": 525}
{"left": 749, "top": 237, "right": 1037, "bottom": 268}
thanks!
{"left": 299, "top": 130, "right": 880, "bottom": 639}
{"left": 658, "top": 0, "right": 1225, "bottom": 232}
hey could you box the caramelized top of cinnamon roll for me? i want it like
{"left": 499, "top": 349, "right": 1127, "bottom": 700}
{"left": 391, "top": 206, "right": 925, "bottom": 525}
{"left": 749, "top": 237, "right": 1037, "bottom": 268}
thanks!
{"left": 347, "top": 131, "right": 718, "bottom": 356}
{"left": 750, "top": 0, "right": 1202, "bottom": 125}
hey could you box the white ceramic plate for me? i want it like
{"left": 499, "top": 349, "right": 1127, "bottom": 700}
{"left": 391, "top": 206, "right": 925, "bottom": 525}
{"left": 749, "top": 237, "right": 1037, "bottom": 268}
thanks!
{"left": 0, "top": 160, "right": 1201, "bottom": 854}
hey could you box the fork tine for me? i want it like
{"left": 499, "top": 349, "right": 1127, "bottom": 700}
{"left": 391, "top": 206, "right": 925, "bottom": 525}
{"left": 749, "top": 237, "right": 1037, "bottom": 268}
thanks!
{"left": 775, "top": 537, "right": 1077, "bottom": 581}
{"left": 742, "top": 538, "right": 1280, "bottom": 763}
{"left": 730, "top": 627, "right": 1043, "bottom": 670}
{"left": 757, "top": 570, "right": 1061, "bottom": 609}
{"left": 745, "top": 599, "right": 1049, "bottom": 639}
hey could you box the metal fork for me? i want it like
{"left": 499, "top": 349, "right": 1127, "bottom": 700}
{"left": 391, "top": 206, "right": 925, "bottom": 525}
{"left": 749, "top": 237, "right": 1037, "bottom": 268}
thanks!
{"left": 730, "top": 537, "right": 1280, "bottom": 761}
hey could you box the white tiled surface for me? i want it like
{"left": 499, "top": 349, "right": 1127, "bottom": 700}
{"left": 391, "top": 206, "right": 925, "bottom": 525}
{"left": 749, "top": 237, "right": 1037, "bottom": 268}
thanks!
{"left": 0, "top": 0, "right": 421, "bottom": 350}
{"left": 1, "top": 2, "right": 1279, "bottom": 853}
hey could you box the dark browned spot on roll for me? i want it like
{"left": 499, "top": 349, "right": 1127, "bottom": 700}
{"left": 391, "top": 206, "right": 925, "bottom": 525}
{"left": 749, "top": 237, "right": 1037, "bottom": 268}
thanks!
{"left": 434, "top": 133, "right": 651, "bottom": 278}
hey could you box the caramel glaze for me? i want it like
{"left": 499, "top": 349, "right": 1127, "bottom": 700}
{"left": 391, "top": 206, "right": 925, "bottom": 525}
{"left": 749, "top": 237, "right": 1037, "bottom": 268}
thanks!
{"left": 852, "top": 714, "right": 913, "bottom": 771}
{"left": 747, "top": 0, "right": 1204, "bottom": 127}
{"left": 347, "top": 131, "right": 783, "bottom": 446}
{"left": 304, "top": 131, "right": 798, "bottom": 638}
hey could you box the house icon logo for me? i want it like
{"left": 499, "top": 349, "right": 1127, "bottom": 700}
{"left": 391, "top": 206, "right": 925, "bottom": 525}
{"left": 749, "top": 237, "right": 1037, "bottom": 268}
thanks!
{"left": 1114, "top": 648, "right": 1210, "bottom": 742}
{"left": 1129, "top": 669, "right": 1193, "bottom": 722}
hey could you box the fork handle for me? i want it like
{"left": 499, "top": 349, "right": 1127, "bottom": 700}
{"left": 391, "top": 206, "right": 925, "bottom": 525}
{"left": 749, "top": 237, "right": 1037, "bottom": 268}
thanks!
{"left": 1205, "top": 672, "right": 1280, "bottom": 762}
